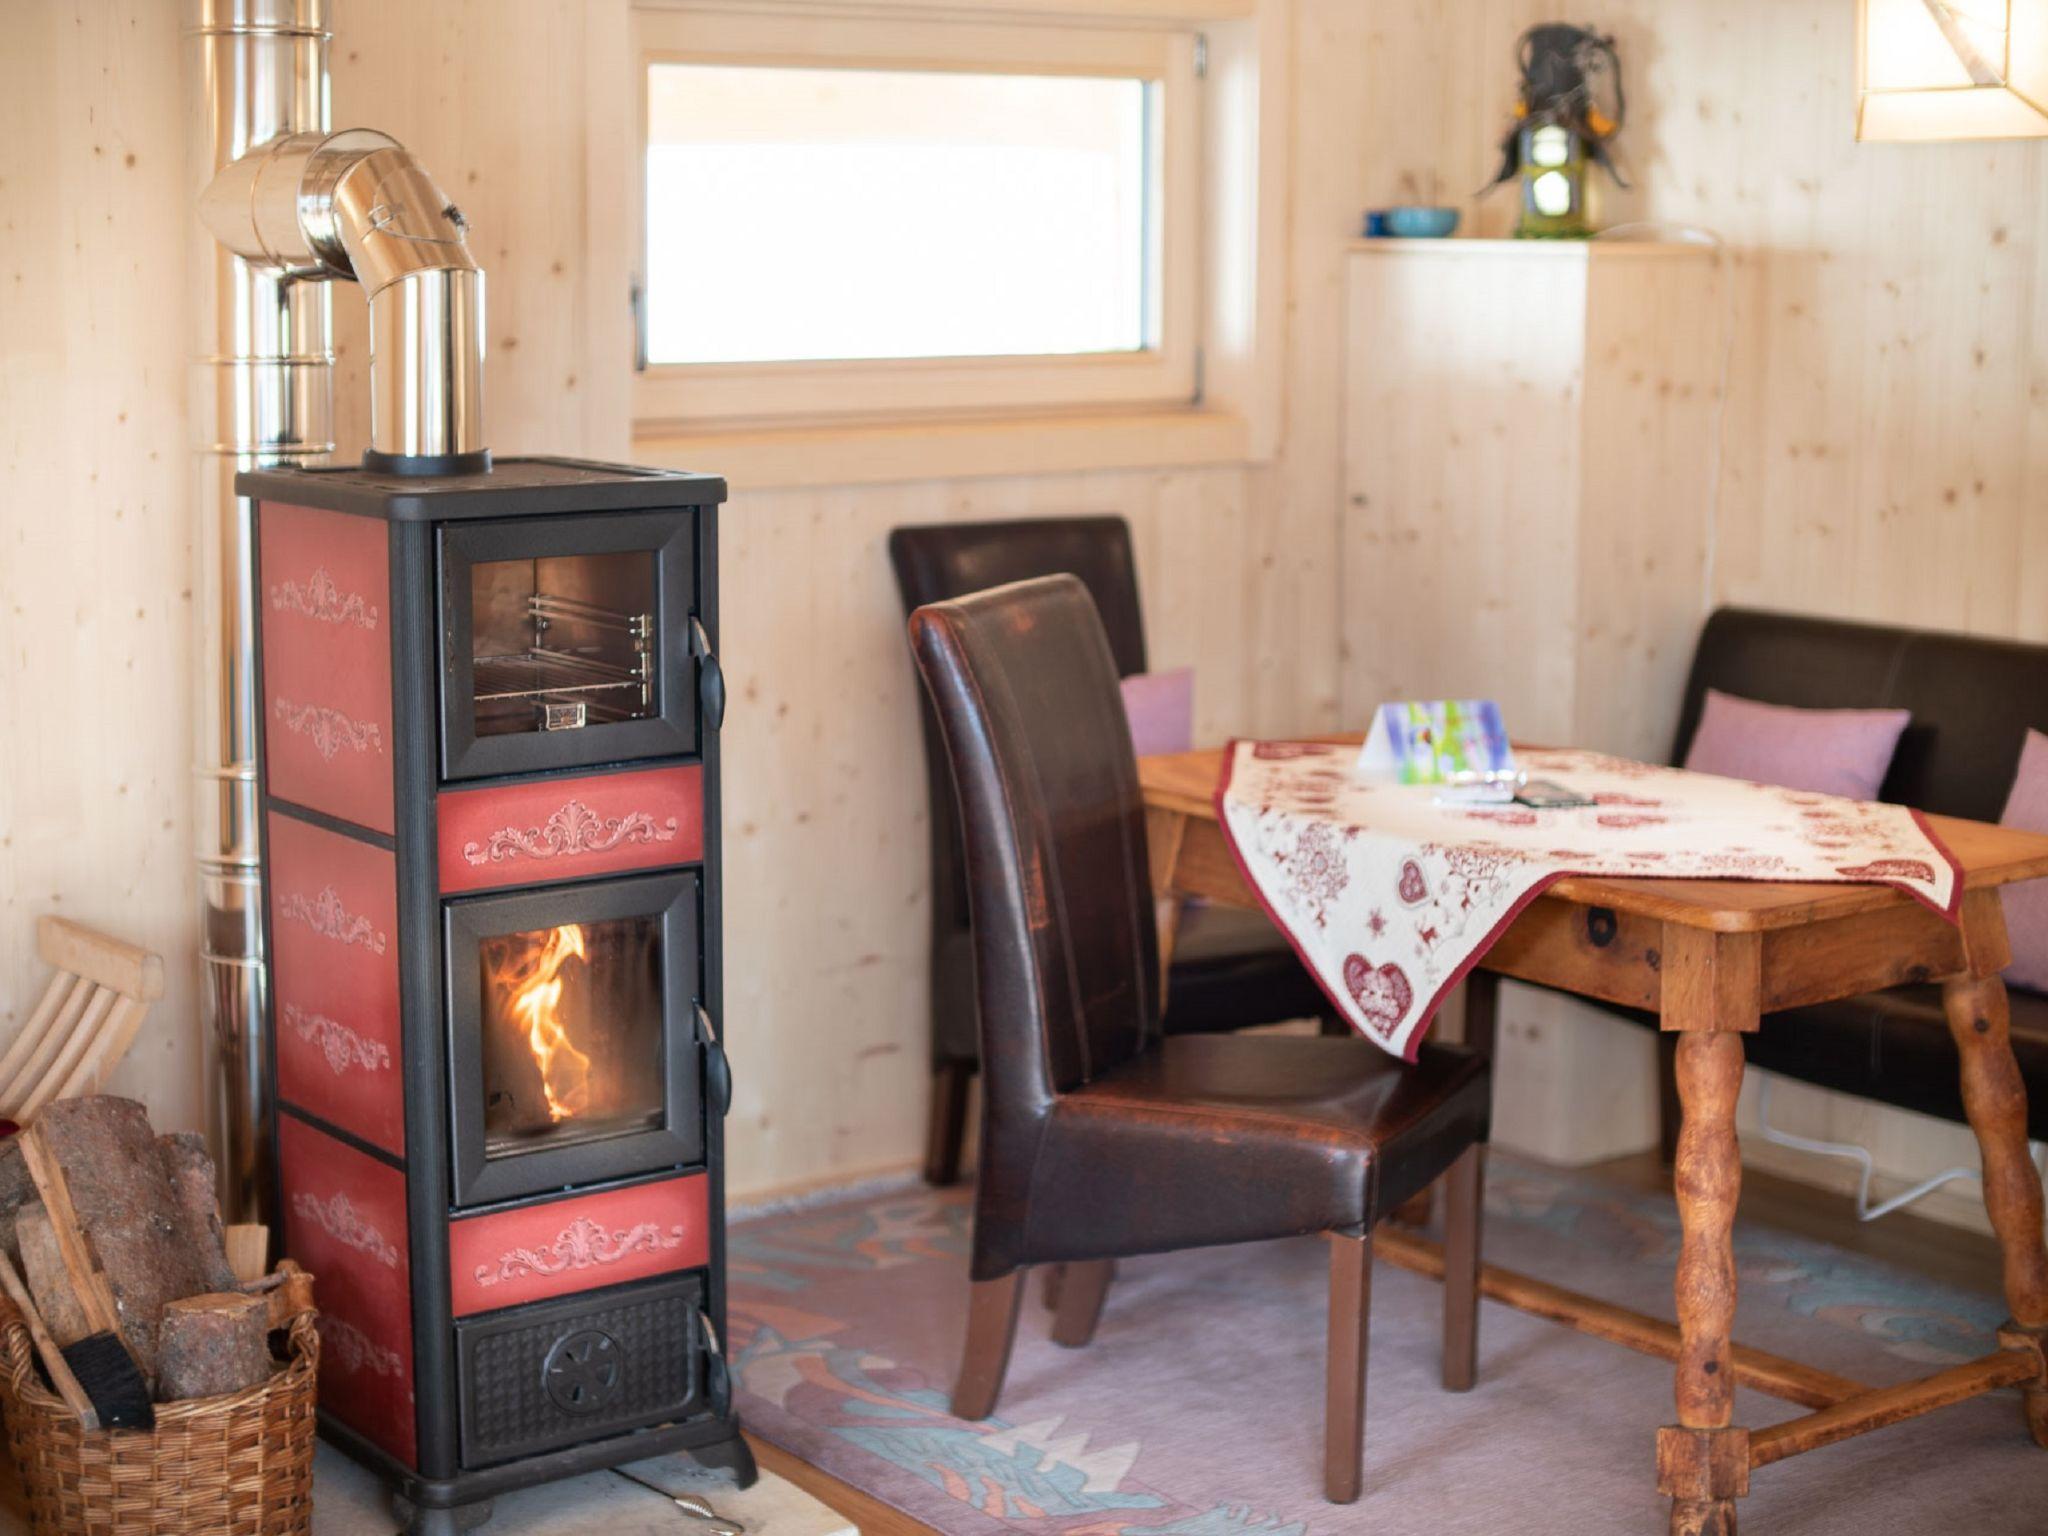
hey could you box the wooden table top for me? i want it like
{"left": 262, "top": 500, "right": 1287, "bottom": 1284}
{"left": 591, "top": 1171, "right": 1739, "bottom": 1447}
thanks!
{"left": 1137, "top": 740, "right": 2048, "bottom": 934}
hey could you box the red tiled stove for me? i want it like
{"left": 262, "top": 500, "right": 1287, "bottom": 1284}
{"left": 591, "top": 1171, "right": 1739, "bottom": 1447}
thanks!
{"left": 238, "top": 457, "right": 749, "bottom": 1533}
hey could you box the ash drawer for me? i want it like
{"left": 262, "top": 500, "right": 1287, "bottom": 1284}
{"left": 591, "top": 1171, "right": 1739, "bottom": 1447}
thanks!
{"left": 456, "top": 1271, "right": 705, "bottom": 1469}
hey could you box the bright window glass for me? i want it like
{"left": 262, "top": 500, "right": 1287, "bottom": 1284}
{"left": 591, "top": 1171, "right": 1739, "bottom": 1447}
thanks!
{"left": 645, "top": 64, "right": 1157, "bottom": 366}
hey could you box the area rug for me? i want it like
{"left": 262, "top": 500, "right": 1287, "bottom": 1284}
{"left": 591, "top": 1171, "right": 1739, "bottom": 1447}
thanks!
{"left": 726, "top": 1156, "right": 2045, "bottom": 1534}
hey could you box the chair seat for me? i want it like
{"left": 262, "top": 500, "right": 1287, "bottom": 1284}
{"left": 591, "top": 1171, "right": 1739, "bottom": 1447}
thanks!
{"left": 1164, "top": 904, "right": 1337, "bottom": 1034}
{"left": 1019, "top": 1035, "right": 1490, "bottom": 1267}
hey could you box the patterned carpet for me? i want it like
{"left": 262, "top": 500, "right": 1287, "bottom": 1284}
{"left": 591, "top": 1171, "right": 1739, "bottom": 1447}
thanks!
{"left": 726, "top": 1155, "right": 2046, "bottom": 1534}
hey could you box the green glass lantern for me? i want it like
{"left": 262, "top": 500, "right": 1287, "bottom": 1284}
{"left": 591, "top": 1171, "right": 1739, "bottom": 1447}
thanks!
{"left": 1516, "top": 121, "right": 1591, "bottom": 238}
{"left": 1485, "top": 26, "right": 1626, "bottom": 241}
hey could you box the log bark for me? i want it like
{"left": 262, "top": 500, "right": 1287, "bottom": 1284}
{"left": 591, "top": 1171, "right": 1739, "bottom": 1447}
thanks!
{"left": 0, "top": 1142, "right": 33, "bottom": 1263}
{"left": 157, "top": 1133, "right": 237, "bottom": 1293}
{"left": 156, "top": 1291, "right": 271, "bottom": 1402}
{"left": 29, "top": 1096, "right": 209, "bottom": 1375}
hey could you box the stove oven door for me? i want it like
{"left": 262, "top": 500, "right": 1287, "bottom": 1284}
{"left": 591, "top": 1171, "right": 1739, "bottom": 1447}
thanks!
{"left": 446, "top": 871, "right": 704, "bottom": 1206}
{"left": 439, "top": 510, "right": 702, "bottom": 781}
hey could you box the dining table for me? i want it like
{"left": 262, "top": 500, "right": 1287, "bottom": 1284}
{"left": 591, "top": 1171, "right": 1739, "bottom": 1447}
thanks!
{"left": 1137, "top": 738, "right": 2048, "bottom": 1536}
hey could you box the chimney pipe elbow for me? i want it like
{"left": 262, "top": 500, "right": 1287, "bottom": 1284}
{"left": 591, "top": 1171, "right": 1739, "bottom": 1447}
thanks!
{"left": 200, "top": 129, "right": 488, "bottom": 475}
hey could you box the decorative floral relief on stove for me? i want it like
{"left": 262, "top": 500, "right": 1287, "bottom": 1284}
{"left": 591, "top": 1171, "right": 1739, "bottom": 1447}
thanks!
{"left": 276, "top": 886, "right": 388, "bottom": 955}
{"left": 292, "top": 1190, "right": 400, "bottom": 1267}
{"left": 269, "top": 567, "right": 380, "bottom": 630}
{"left": 460, "top": 799, "right": 680, "bottom": 867}
{"left": 283, "top": 1002, "right": 391, "bottom": 1075}
{"left": 273, "top": 697, "right": 383, "bottom": 761}
{"left": 319, "top": 1315, "right": 406, "bottom": 1378}
{"left": 472, "top": 1216, "right": 690, "bottom": 1288}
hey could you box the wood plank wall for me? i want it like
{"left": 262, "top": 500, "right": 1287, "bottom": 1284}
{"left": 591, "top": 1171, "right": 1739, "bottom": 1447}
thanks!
{"left": 3, "top": 0, "right": 2044, "bottom": 1210}
{"left": 0, "top": 4, "right": 201, "bottom": 1131}
{"left": 1354, "top": 0, "right": 2048, "bottom": 1221}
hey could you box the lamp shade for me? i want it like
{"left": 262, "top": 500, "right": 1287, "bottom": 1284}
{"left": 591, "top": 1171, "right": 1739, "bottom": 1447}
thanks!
{"left": 1859, "top": 0, "right": 2048, "bottom": 139}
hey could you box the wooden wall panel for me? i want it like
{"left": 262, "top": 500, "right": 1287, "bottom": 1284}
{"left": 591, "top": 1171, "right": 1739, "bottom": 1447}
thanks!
{"left": 1341, "top": 245, "right": 1589, "bottom": 747}
{"left": 13, "top": 0, "right": 2037, "bottom": 1212}
{"left": 1347, "top": 0, "right": 2048, "bottom": 1217}
{"left": 0, "top": 3, "right": 203, "bottom": 1135}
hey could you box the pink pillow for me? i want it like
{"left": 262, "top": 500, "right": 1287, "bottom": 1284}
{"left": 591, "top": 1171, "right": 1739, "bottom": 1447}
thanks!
{"left": 1120, "top": 667, "right": 1194, "bottom": 757}
{"left": 2000, "top": 729, "right": 2048, "bottom": 993}
{"left": 1683, "top": 688, "right": 1910, "bottom": 801}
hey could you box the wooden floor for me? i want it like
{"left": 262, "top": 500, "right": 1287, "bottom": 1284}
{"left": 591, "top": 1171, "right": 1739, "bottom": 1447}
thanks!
{"left": 0, "top": 1153, "right": 2006, "bottom": 1536}
{"left": 749, "top": 1432, "right": 936, "bottom": 1536}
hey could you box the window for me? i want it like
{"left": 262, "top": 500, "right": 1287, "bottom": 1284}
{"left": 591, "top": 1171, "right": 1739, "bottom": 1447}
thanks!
{"left": 633, "top": 7, "right": 1202, "bottom": 427}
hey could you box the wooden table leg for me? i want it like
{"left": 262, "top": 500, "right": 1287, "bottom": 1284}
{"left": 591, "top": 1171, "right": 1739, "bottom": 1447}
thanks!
{"left": 1145, "top": 807, "right": 1189, "bottom": 1002}
{"left": 1943, "top": 891, "right": 2048, "bottom": 1445}
{"left": 1462, "top": 967, "right": 1501, "bottom": 1061}
{"left": 1660, "top": 929, "right": 1757, "bottom": 1536}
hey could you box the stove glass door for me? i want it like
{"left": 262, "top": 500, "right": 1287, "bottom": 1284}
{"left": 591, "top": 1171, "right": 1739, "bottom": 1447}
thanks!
{"left": 472, "top": 551, "right": 657, "bottom": 739}
{"left": 441, "top": 510, "right": 699, "bottom": 780}
{"left": 478, "top": 914, "right": 664, "bottom": 1153}
{"left": 448, "top": 871, "right": 704, "bottom": 1206}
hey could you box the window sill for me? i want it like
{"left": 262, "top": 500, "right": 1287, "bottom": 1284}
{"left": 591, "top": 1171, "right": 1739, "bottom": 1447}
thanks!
{"left": 630, "top": 407, "right": 1253, "bottom": 492}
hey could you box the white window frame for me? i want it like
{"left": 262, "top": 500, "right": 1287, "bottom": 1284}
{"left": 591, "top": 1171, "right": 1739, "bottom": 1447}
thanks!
{"left": 631, "top": 4, "right": 1204, "bottom": 429}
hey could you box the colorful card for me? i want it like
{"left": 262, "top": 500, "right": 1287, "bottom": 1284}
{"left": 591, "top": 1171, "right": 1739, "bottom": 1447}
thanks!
{"left": 1357, "top": 699, "right": 1517, "bottom": 789}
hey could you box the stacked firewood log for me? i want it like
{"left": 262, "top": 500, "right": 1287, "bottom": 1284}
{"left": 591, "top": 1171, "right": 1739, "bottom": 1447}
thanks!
{"left": 0, "top": 1095, "right": 307, "bottom": 1407}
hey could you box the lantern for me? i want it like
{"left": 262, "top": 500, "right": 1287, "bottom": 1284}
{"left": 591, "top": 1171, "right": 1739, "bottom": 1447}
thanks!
{"left": 1484, "top": 26, "right": 1627, "bottom": 240}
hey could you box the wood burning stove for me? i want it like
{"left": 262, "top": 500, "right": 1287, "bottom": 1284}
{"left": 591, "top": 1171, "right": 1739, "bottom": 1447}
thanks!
{"left": 238, "top": 458, "right": 748, "bottom": 1535}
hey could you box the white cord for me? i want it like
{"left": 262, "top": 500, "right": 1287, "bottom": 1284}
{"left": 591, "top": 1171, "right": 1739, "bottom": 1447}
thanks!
{"left": 1753, "top": 1076, "right": 1991, "bottom": 1223}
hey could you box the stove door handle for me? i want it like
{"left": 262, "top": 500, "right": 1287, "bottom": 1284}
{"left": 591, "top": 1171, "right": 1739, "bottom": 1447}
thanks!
{"left": 696, "top": 1004, "right": 732, "bottom": 1117}
{"left": 691, "top": 616, "right": 725, "bottom": 731}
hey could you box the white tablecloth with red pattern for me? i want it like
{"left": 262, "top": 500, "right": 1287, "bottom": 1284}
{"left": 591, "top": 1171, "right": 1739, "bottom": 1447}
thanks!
{"left": 1215, "top": 744, "right": 1961, "bottom": 1060}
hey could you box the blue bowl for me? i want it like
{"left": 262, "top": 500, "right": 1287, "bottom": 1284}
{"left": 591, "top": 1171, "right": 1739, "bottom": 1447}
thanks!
{"left": 1375, "top": 205, "right": 1460, "bottom": 239}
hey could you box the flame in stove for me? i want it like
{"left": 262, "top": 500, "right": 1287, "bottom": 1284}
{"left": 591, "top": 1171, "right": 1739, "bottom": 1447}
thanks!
{"left": 498, "top": 923, "right": 591, "bottom": 1122}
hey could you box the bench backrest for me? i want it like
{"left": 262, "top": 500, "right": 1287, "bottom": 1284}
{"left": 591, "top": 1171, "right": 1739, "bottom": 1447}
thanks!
{"left": 1672, "top": 608, "right": 2048, "bottom": 823}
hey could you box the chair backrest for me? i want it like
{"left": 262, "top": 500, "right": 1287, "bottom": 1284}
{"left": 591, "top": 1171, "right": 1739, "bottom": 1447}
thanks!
{"left": 888, "top": 517, "right": 1149, "bottom": 1062}
{"left": 0, "top": 917, "right": 164, "bottom": 1121}
{"left": 1672, "top": 607, "right": 2048, "bottom": 822}
{"left": 888, "top": 518, "right": 1148, "bottom": 676}
{"left": 908, "top": 576, "right": 1161, "bottom": 1162}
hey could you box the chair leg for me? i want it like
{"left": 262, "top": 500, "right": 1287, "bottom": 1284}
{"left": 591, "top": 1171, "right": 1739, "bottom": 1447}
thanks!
{"left": 1325, "top": 1230, "right": 1373, "bottom": 1503}
{"left": 1050, "top": 1259, "right": 1115, "bottom": 1348}
{"left": 924, "top": 1060, "right": 974, "bottom": 1186}
{"left": 952, "top": 1271, "right": 1025, "bottom": 1420}
{"left": 1442, "top": 1145, "right": 1486, "bottom": 1392}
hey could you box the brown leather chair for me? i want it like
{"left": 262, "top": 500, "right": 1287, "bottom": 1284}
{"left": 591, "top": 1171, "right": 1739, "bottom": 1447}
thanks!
{"left": 889, "top": 517, "right": 1339, "bottom": 1185}
{"left": 907, "top": 574, "right": 1492, "bottom": 1503}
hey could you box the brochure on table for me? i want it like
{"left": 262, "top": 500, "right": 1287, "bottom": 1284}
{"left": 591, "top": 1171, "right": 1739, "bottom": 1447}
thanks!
{"left": 1357, "top": 699, "right": 1520, "bottom": 804}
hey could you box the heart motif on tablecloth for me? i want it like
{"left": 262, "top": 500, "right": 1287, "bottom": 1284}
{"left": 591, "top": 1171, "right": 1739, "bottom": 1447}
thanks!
{"left": 1342, "top": 955, "right": 1414, "bottom": 1040}
{"left": 1396, "top": 859, "right": 1428, "bottom": 904}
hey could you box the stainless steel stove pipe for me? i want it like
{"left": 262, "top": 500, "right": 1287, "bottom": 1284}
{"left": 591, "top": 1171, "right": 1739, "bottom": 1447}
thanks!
{"left": 190, "top": 1, "right": 487, "bottom": 1223}
{"left": 189, "top": 0, "right": 334, "bottom": 1225}
{"left": 199, "top": 129, "right": 487, "bottom": 471}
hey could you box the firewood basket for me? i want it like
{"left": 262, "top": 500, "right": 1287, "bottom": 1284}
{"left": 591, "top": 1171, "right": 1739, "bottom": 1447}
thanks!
{"left": 0, "top": 1265, "right": 318, "bottom": 1535}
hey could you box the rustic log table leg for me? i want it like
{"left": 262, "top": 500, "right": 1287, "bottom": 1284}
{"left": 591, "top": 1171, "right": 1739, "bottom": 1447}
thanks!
{"left": 1943, "top": 891, "right": 2048, "bottom": 1445}
{"left": 1660, "top": 929, "right": 1756, "bottom": 1536}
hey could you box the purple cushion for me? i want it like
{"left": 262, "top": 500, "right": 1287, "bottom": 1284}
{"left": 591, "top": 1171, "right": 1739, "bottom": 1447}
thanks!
{"left": 2001, "top": 730, "right": 2048, "bottom": 993}
{"left": 1682, "top": 688, "right": 1910, "bottom": 801}
{"left": 1120, "top": 667, "right": 1194, "bottom": 757}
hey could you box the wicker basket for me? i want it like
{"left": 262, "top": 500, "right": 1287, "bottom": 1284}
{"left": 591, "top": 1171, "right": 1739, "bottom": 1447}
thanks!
{"left": 0, "top": 1278, "right": 318, "bottom": 1535}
